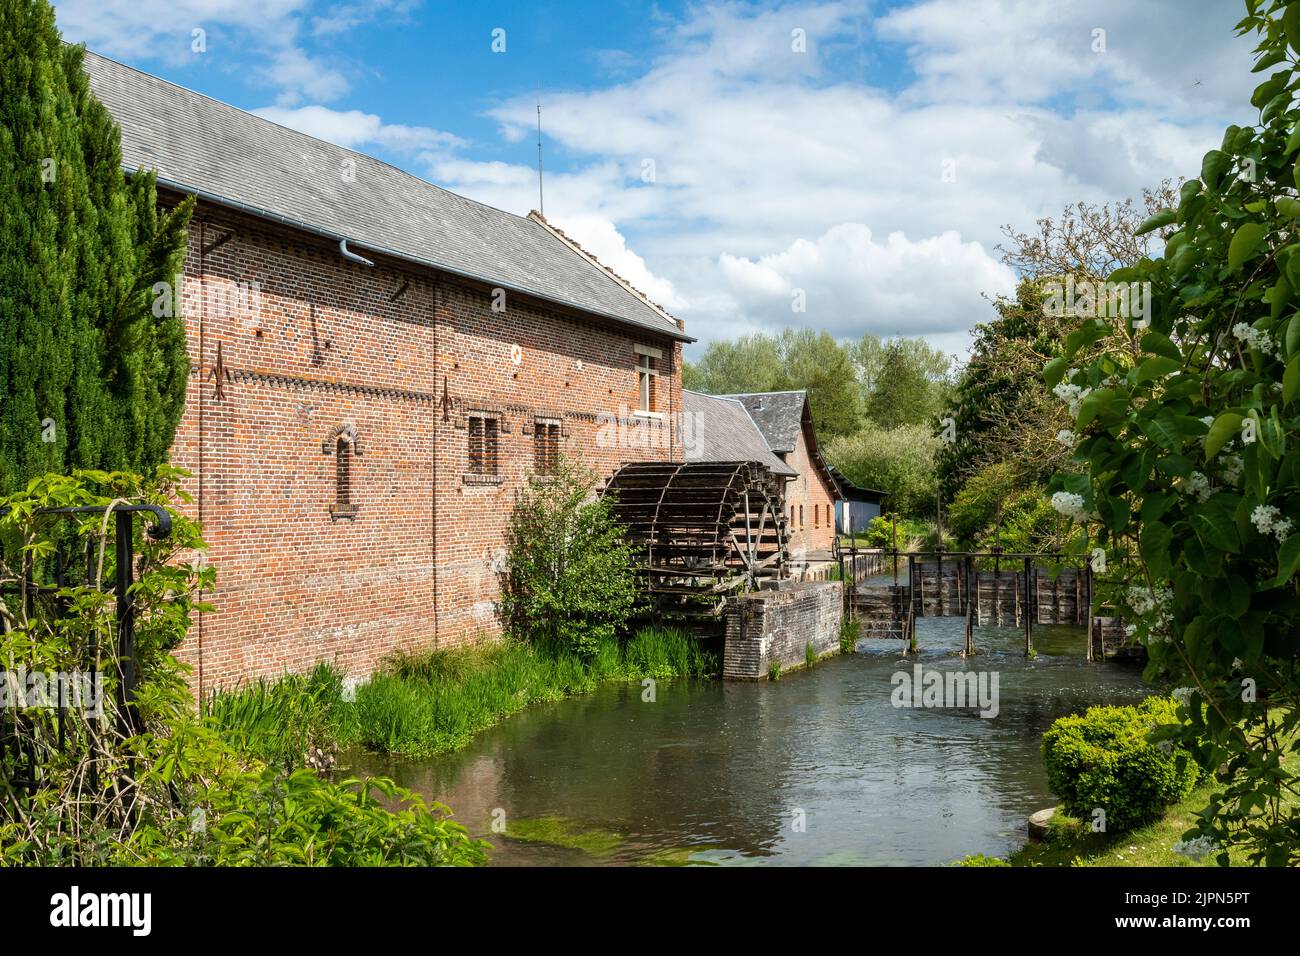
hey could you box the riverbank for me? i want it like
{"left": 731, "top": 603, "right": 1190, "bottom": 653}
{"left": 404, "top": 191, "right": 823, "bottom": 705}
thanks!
{"left": 207, "top": 627, "right": 718, "bottom": 761}
{"left": 1008, "top": 739, "right": 1299, "bottom": 867}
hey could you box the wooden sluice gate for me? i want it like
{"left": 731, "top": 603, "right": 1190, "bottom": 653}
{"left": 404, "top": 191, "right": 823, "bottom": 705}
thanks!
{"left": 843, "top": 550, "right": 1096, "bottom": 659}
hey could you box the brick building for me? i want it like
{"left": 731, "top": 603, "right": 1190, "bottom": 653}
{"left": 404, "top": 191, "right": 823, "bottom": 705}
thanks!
{"left": 84, "top": 52, "right": 692, "bottom": 694}
{"left": 720, "top": 391, "right": 841, "bottom": 559}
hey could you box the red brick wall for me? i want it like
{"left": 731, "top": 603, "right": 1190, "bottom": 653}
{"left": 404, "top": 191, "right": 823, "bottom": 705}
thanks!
{"left": 783, "top": 423, "right": 839, "bottom": 558}
{"left": 170, "top": 203, "right": 682, "bottom": 693}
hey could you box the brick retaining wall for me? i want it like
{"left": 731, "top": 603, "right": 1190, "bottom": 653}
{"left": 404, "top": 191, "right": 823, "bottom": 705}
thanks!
{"left": 723, "top": 582, "right": 843, "bottom": 680}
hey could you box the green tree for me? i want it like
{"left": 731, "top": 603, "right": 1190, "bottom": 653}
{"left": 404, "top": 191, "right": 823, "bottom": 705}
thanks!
{"left": 861, "top": 336, "right": 952, "bottom": 429}
{"left": 685, "top": 329, "right": 863, "bottom": 438}
{"left": 824, "top": 422, "right": 939, "bottom": 517}
{"left": 937, "top": 183, "right": 1182, "bottom": 504}
{"left": 777, "top": 328, "right": 863, "bottom": 438}
{"left": 936, "top": 280, "right": 1076, "bottom": 501}
{"left": 684, "top": 334, "right": 785, "bottom": 395}
{"left": 1049, "top": 0, "right": 1300, "bottom": 865}
{"left": 0, "top": 0, "right": 194, "bottom": 492}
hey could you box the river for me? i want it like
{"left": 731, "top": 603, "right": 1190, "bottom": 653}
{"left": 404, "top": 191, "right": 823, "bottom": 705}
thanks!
{"left": 353, "top": 617, "right": 1153, "bottom": 865}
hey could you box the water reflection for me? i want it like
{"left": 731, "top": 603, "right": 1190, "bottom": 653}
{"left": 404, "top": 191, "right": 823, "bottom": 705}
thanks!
{"left": 353, "top": 618, "right": 1153, "bottom": 866}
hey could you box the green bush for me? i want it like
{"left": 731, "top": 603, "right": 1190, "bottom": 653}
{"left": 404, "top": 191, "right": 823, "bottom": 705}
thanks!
{"left": 1042, "top": 697, "right": 1201, "bottom": 833}
{"left": 948, "top": 462, "right": 1017, "bottom": 544}
{"left": 340, "top": 629, "right": 715, "bottom": 758}
{"left": 839, "top": 615, "right": 859, "bottom": 655}
{"left": 206, "top": 663, "right": 344, "bottom": 773}
{"left": 501, "top": 458, "right": 642, "bottom": 658}
{"left": 972, "top": 489, "right": 1068, "bottom": 555}
{"left": 860, "top": 514, "right": 927, "bottom": 549}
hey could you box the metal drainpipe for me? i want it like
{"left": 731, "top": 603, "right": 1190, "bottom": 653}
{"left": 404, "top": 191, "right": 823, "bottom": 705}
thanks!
{"left": 338, "top": 238, "right": 375, "bottom": 267}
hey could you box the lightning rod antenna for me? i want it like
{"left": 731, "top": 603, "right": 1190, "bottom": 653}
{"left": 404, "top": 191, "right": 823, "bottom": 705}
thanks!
{"left": 536, "top": 94, "right": 544, "bottom": 217}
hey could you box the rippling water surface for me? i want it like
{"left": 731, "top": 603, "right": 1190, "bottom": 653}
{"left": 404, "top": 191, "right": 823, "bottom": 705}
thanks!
{"left": 354, "top": 617, "right": 1152, "bottom": 866}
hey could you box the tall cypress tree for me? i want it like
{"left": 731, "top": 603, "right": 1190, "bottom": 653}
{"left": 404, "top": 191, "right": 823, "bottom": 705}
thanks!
{"left": 0, "top": 0, "right": 194, "bottom": 492}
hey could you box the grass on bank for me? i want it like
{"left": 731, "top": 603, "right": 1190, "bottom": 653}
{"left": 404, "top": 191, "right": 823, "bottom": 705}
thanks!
{"left": 206, "top": 627, "right": 717, "bottom": 761}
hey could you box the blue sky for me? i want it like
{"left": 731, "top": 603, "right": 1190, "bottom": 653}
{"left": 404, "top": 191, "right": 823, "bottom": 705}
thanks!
{"left": 54, "top": 0, "right": 1259, "bottom": 357}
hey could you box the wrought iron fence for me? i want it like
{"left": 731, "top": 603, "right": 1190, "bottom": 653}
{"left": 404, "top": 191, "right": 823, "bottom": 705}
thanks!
{"left": 0, "top": 503, "right": 172, "bottom": 798}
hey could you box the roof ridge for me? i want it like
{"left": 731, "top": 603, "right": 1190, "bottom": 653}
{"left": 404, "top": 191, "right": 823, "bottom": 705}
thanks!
{"left": 528, "top": 211, "right": 682, "bottom": 331}
{"left": 683, "top": 388, "right": 744, "bottom": 403}
{"left": 79, "top": 48, "right": 542, "bottom": 230}
{"left": 79, "top": 48, "right": 692, "bottom": 342}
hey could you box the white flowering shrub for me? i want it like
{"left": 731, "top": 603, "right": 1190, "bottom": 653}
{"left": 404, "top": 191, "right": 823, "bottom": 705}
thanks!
{"left": 1044, "top": 0, "right": 1300, "bottom": 866}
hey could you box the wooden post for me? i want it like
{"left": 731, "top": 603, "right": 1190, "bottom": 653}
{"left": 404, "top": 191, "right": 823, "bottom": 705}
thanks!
{"left": 1085, "top": 563, "right": 1094, "bottom": 662}
{"left": 936, "top": 550, "right": 944, "bottom": 616}
{"left": 892, "top": 517, "right": 899, "bottom": 586}
{"left": 963, "top": 555, "right": 975, "bottom": 656}
{"left": 1074, "top": 567, "right": 1081, "bottom": 624}
{"left": 993, "top": 550, "right": 1001, "bottom": 627}
{"left": 908, "top": 559, "right": 918, "bottom": 653}
{"left": 1023, "top": 556, "right": 1033, "bottom": 657}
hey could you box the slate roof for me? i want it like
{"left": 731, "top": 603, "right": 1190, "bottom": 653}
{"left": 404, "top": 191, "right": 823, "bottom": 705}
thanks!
{"left": 717, "top": 391, "right": 808, "bottom": 454}
{"left": 828, "top": 465, "right": 887, "bottom": 501}
{"left": 81, "top": 50, "right": 690, "bottom": 343}
{"left": 683, "top": 391, "right": 798, "bottom": 478}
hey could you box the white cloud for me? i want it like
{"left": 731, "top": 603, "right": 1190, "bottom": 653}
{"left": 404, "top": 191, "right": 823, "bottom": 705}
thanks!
{"left": 443, "top": 0, "right": 1255, "bottom": 355}
{"left": 262, "top": 48, "right": 350, "bottom": 105}
{"left": 878, "top": 0, "right": 1256, "bottom": 118}
{"left": 252, "top": 105, "right": 463, "bottom": 154}
{"left": 718, "top": 224, "right": 1016, "bottom": 345}
{"left": 54, "top": 0, "right": 355, "bottom": 104}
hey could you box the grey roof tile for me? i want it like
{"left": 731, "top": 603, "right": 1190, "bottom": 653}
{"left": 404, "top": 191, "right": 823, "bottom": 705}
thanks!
{"left": 81, "top": 50, "right": 689, "bottom": 342}
{"left": 716, "top": 391, "right": 807, "bottom": 453}
{"left": 683, "top": 391, "right": 797, "bottom": 477}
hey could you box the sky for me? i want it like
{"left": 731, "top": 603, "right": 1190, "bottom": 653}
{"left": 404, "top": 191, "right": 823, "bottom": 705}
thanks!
{"left": 52, "top": 0, "right": 1260, "bottom": 359}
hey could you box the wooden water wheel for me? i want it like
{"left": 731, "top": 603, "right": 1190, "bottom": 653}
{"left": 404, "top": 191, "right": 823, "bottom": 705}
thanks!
{"left": 602, "top": 461, "right": 789, "bottom": 617}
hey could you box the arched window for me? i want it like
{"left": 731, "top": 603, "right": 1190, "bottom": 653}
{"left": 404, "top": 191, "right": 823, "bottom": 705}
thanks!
{"left": 324, "top": 424, "right": 362, "bottom": 518}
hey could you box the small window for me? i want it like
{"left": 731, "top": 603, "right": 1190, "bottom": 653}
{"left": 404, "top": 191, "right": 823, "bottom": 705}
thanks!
{"left": 799, "top": 505, "right": 805, "bottom": 529}
{"left": 534, "top": 420, "right": 561, "bottom": 474}
{"left": 325, "top": 425, "right": 361, "bottom": 519}
{"left": 468, "top": 415, "right": 500, "bottom": 476}
{"left": 336, "top": 439, "right": 351, "bottom": 506}
{"left": 814, "top": 504, "right": 820, "bottom": 528}
{"left": 637, "top": 353, "right": 658, "bottom": 412}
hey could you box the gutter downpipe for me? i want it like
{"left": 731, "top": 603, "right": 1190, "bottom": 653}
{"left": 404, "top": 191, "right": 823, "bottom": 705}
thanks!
{"left": 338, "top": 237, "right": 374, "bottom": 267}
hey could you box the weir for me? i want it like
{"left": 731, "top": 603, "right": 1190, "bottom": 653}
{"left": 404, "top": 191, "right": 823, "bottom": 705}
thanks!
{"left": 838, "top": 547, "right": 1107, "bottom": 660}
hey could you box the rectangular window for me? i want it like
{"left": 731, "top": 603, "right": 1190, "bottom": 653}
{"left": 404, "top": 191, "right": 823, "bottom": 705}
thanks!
{"left": 799, "top": 505, "right": 805, "bottom": 529}
{"left": 814, "top": 504, "right": 820, "bottom": 528}
{"left": 534, "top": 420, "right": 561, "bottom": 474}
{"left": 468, "top": 415, "right": 499, "bottom": 475}
{"left": 637, "top": 353, "right": 658, "bottom": 412}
